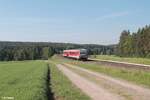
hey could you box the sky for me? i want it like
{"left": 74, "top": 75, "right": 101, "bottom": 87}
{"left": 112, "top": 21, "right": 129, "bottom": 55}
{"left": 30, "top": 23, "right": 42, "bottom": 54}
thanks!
{"left": 0, "top": 0, "right": 150, "bottom": 45}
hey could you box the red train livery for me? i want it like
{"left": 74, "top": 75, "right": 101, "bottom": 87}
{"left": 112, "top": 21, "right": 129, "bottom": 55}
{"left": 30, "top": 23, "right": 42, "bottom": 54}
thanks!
{"left": 63, "top": 49, "right": 88, "bottom": 60}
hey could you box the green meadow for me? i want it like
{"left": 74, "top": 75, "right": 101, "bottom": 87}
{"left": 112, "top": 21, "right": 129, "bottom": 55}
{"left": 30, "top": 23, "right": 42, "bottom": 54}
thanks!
{"left": 0, "top": 60, "right": 89, "bottom": 100}
{"left": 0, "top": 61, "right": 48, "bottom": 100}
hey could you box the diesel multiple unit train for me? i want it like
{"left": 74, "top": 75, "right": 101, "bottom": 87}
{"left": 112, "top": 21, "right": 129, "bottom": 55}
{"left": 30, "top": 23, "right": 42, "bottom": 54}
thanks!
{"left": 63, "top": 49, "right": 88, "bottom": 60}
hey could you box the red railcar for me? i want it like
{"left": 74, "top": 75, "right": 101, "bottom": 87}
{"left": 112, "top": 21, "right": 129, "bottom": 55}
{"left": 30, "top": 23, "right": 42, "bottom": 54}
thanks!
{"left": 63, "top": 49, "right": 88, "bottom": 60}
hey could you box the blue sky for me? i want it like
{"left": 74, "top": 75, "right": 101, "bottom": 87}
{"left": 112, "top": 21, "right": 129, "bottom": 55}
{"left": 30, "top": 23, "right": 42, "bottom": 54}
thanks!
{"left": 0, "top": 0, "right": 150, "bottom": 44}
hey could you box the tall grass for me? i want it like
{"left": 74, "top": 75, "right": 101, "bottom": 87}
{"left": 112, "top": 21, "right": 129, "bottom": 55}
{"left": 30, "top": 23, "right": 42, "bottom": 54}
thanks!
{"left": 0, "top": 61, "right": 48, "bottom": 100}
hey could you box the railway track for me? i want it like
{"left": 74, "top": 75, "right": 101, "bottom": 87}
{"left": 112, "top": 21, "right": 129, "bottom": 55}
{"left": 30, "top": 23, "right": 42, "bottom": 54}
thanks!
{"left": 58, "top": 55, "right": 150, "bottom": 71}
{"left": 87, "top": 58, "right": 150, "bottom": 71}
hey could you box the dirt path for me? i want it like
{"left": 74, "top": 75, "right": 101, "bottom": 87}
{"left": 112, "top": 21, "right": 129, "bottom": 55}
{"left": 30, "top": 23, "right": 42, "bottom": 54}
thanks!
{"left": 57, "top": 64, "right": 124, "bottom": 100}
{"left": 64, "top": 63, "right": 150, "bottom": 100}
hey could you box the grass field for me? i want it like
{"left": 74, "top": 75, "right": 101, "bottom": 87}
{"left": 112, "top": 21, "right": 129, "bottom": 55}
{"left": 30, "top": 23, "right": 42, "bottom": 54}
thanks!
{"left": 0, "top": 61, "right": 48, "bottom": 100}
{"left": 91, "top": 55, "right": 150, "bottom": 65}
{"left": 1, "top": 55, "right": 150, "bottom": 100}
{"left": 51, "top": 55, "right": 150, "bottom": 88}
{"left": 49, "top": 62, "right": 90, "bottom": 100}
{"left": 0, "top": 59, "right": 89, "bottom": 100}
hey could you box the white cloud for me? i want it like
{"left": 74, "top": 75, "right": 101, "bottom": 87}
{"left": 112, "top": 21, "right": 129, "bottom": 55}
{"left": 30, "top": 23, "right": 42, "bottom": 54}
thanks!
{"left": 96, "top": 11, "right": 129, "bottom": 21}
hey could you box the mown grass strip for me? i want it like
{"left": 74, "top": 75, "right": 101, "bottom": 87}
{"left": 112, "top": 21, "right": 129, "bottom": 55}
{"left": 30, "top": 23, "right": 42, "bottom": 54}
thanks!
{"left": 49, "top": 62, "right": 90, "bottom": 100}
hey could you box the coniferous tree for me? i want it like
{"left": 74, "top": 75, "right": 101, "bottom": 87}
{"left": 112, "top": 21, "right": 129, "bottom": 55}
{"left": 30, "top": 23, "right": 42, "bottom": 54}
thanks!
{"left": 118, "top": 25, "right": 150, "bottom": 58}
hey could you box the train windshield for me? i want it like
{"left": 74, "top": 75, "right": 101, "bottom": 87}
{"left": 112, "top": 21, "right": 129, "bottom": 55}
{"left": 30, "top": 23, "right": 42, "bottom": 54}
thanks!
{"left": 80, "top": 49, "right": 87, "bottom": 54}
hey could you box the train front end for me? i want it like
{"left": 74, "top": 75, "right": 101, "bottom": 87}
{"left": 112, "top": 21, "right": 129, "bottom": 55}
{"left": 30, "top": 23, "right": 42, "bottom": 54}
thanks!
{"left": 79, "top": 49, "right": 88, "bottom": 60}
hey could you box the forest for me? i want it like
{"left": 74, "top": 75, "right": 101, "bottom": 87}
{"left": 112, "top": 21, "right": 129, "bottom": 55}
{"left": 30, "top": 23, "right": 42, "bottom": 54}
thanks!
{"left": 117, "top": 25, "right": 150, "bottom": 58}
{"left": 0, "top": 41, "right": 114, "bottom": 61}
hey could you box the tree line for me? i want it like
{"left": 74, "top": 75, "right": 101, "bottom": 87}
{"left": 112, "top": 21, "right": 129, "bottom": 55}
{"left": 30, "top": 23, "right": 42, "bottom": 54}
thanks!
{"left": 0, "top": 41, "right": 115, "bottom": 61}
{"left": 117, "top": 25, "right": 150, "bottom": 58}
{"left": 0, "top": 46, "right": 54, "bottom": 61}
